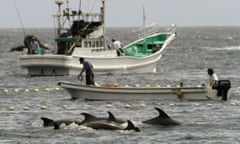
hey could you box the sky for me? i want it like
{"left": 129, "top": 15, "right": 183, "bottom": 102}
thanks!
{"left": 0, "top": 0, "right": 240, "bottom": 28}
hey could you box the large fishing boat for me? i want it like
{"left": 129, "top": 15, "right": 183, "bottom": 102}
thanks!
{"left": 19, "top": 0, "right": 176, "bottom": 76}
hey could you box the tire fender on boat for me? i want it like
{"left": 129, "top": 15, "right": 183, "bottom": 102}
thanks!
{"left": 176, "top": 90, "right": 183, "bottom": 99}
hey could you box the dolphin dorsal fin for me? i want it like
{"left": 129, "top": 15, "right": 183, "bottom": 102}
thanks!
{"left": 125, "top": 120, "right": 140, "bottom": 132}
{"left": 155, "top": 107, "right": 170, "bottom": 118}
{"left": 80, "top": 112, "right": 97, "bottom": 121}
{"left": 107, "top": 111, "right": 117, "bottom": 121}
{"left": 40, "top": 117, "right": 54, "bottom": 127}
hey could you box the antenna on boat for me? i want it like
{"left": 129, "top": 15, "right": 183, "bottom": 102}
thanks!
{"left": 66, "top": 0, "right": 69, "bottom": 8}
{"left": 102, "top": 0, "right": 106, "bottom": 48}
{"left": 14, "top": 0, "right": 26, "bottom": 36}
{"left": 78, "top": 0, "right": 82, "bottom": 12}
{"left": 55, "top": 0, "right": 65, "bottom": 37}
{"left": 143, "top": 0, "right": 147, "bottom": 50}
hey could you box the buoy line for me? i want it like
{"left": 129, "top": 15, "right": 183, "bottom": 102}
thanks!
{"left": 1, "top": 102, "right": 238, "bottom": 112}
{"left": 1, "top": 87, "right": 62, "bottom": 94}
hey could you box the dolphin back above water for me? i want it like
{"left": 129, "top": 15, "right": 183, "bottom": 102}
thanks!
{"left": 41, "top": 111, "right": 128, "bottom": 130}
{"left": 40, "top": 117, "right": 82, "bottom": 129}
{"left": 80, "top": 111, "right": 126, "bottom": 124}
{"left": 80, "top": 111, "right": 140, "bottom": 131}
{"left": 142, "top": 107, "right": 181, "bottom": 126}
{"left": 40, "top": 108, "right": 179, "bottom": 132}
{"left": 41, "top": 112, "right": 111, "bottom": 130}
{"left": 107, "top": 111, "right": 126, "bottom": 124}
{"left": 82, "top": 120, "right": 140, "bottom": 132}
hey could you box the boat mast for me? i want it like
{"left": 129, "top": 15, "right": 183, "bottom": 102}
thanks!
{"left": 102, "top": 0, "right": 106, "bottom": 48}
{"left": 143, "top": 0, "right": 147, "bottom": 50}
{"left": 55, "top": 0, "right": 65, "bottom": 37}
{"left": 14, "top": 0, "right": 26, "bottom": 36}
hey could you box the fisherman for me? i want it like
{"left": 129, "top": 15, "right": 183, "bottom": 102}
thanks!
{"left": 207, "top": 68, "right": 219, "bottom": 89}
{"left": 23, "top": 35, "right": 49, "bottom": 54}
{"left": 29, "top": 36, "right": 40, "bottom": 54}
{"left": 111, "top": 38, "right": 125, "bottom": 56}
{"left": 207, "top": 68, "right": 232, "bottom": 100}
{"left": 78, "top": 57, "right": 95, "bottom": 85}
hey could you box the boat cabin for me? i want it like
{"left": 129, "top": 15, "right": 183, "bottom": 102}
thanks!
{"left": 53, "top": 0, "right": 105, "bottom": 55}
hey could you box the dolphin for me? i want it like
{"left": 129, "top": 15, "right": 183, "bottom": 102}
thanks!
{"left": 40, "top": 117, "right": 82, "bottom": 129}
{"left": 79, "top": 112, "right": 107, "bottom": 124}
{"left": 41, "top": 111, "right": 126, "bottom": 130}
{"left": 80, "top": 111, "right": 126, "bottom": 125}
{"left": 40, "top": 113, "right": 107, "bottom": 129}
{"left": 40, "top": 113, "right": 108, "bottom": 130}
{"left": 80, "top": 111, "right": 139, "bottom": 132}
{"left": 82, "top": 120, "right": 140, "bottom": 132}
{"left": 107, "top": 111, "right": 126, "bottom": 124}
{"left": 142, "top": 107, "right": 181, "bottom": 126}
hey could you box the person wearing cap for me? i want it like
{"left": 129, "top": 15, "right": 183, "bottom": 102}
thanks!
{"left": 111, "top": 38, "right": 125, "bottom": 56}
{"left": 207, "top": 68, "right": 219, "bottom": 89}
{"left": 78, "top": 57, "right": 95, "bottom": 85}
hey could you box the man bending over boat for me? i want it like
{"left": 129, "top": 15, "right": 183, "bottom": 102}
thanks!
{"left": 78, "top": 57, "right": 95, "bottom": 85}
{"left": 207, "top": 68, "right": 218, "bottom": 89}
{"left": 29, "top": 37, "right": 40, "bottom": 54}
{"left": 207, "top": 68, "right": 231, "bottom": 100}
{"left": 111, "top": 38, "right": 125, "bottom": 56}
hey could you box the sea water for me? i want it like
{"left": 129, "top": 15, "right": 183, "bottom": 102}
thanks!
{"left": 0, "top": 27, "right": 240, "bottom": 143}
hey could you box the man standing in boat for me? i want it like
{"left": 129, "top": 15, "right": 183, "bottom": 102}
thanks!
{"left": 78, "top": 57, "right": 95, "bottom": 85}
{"left": 111, "top": 38, "right": 125, "bottom": 56}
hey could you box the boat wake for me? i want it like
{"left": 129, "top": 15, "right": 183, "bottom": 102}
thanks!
{"left": 203, "top": 46, "right": 240, "bottom": 51}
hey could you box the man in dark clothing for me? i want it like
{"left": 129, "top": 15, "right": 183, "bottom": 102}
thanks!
{"left": 78, "top": 57, "right": 95, "bottom": 85}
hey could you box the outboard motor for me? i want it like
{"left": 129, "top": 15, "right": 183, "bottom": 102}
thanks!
{"left": 217, "top": 80, "right": 231, "bottom": 101}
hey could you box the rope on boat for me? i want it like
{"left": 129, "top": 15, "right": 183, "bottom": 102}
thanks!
{"left": 14, "top": 0, "right": 26, "bottom": 36}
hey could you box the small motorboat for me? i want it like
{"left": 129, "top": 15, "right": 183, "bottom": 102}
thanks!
{"left": 58, "top": 80, "right": 231, "bottom": 101}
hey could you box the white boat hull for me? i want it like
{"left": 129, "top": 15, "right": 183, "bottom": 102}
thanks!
{"left": 20, "top": 53, "right": 161, "bottom": 76}
{"left": 58, "top": 81, "right": 224, "bottom": 101}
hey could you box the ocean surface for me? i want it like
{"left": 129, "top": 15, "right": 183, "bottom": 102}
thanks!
{"left": 1, "top": 27, "right": 240, "bottom": 143}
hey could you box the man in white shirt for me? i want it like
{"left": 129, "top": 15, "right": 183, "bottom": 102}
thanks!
{"left": 111, "top": 39, "right": 125, "bottom": 56}
{"left": 207, "top": 68, "right": 219, "bottom": 89}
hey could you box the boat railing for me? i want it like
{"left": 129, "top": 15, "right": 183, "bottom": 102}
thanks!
{"left": 138, "top": 24, "right": 177, "bottom": 39}
{"left": 138, "top": 23, "right": 160, "bottom": 39}
{"left": 167, "top": 24, "right": 177, "bottom": 33}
